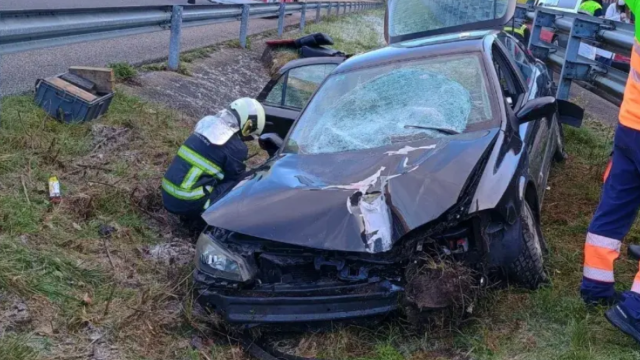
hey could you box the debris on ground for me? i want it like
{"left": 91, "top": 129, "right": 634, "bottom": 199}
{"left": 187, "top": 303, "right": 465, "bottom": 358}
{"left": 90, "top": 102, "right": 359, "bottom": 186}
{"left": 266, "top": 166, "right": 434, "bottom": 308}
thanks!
{"left": 403, "top": 257, "right": 479, "bottom": 328}
{"left": 0, "top": 293, "right": 31, "bottom": 334}
{"left": 142, "top": 241, "right": 195, "bottom": 266}
{"left": 35, "top": 67, "right": 115, "bottom": 123}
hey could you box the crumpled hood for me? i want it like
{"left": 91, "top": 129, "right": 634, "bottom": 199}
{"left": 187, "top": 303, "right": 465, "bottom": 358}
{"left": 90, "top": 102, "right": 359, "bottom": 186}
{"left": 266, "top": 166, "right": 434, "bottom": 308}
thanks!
{"left": 203, "top": 129, "right": 499, "bottom": 253}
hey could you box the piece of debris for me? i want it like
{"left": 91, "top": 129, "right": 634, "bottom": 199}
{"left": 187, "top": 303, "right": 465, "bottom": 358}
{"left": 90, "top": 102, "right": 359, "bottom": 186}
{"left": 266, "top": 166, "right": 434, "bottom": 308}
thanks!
{"left": 48, "top": 176, "right": 61, "bottom": 203}
{"left": 98, "top": 225, "right": 116, "bottom": 238}
{"left": 141, "top": 242, "right": 195, "bottom": 266}
{"left": 0, "top": 293, "right": 31, "bottom": 333}
{"left": 35, "top": 67, "right": 115, "bottom": 123}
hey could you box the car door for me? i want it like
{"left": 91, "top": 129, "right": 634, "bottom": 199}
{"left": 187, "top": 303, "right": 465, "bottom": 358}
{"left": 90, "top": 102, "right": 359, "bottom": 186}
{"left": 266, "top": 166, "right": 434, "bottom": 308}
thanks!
{"left": 492, "top": 41, "right": 553, "bottom": 202}
{"left": 256, "top": 58, "right": 342, "bottom": 139}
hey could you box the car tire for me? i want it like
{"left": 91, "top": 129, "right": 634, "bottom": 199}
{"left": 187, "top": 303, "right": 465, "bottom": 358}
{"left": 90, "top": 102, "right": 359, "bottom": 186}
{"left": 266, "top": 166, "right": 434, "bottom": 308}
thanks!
{"left": 553, "top": 114, "right": 567, "bottom": 162}
{"left": 509, "top": 201, "right": 548, "bottom": 289}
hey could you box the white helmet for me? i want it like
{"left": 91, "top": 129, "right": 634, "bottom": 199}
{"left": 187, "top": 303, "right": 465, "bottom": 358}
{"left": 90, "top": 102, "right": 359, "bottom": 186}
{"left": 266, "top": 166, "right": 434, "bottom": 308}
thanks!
{"left": 194, "top": 98, "right": 265, "bottom": 145}
{"left": 230, "top": 98, "right": 266, "bottom": 138}
{"left": 618, "top": 0, "right": 626, "bottom": 6}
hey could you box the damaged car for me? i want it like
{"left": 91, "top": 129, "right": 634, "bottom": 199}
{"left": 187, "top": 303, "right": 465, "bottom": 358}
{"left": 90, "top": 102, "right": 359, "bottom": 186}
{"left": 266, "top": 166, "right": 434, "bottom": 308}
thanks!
{"left": 193, "top": 0, "right": 584, "bottom": 326}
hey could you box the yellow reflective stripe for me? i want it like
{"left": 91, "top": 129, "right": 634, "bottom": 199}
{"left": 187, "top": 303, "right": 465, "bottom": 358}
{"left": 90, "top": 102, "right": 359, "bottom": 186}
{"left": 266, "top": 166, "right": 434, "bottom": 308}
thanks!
{"left": 177, "top": 146, "right": 224, "bottom": 180}
{"left": 181, "top": 167, "right": 203, "bottom": 189}
{"left": 204, "top": 199, "right": 211, "bottom": 210}
{"left": 162, "top": 178, "right": 205, "bottom": 200}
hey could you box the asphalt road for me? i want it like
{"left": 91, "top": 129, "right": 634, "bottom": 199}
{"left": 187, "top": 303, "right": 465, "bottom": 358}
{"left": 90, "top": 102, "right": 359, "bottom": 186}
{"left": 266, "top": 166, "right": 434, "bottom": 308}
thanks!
{"left": 0, "top": 0, "right": 230, "bottom": 10}
{"left": 0, "top": 7, "right": 334, "bottom": 96}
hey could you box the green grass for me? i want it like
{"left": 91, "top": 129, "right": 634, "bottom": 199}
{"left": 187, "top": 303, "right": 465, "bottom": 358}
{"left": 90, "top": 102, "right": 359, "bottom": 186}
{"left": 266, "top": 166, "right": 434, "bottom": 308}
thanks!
{"left": 0, "top": 335, "right": 38, "bottom": 360}
{"left": 0, "top": 92, "right": 195, "bottom": 359}
{"left": 108, "top": 62, "right": 138, "bottom": 81}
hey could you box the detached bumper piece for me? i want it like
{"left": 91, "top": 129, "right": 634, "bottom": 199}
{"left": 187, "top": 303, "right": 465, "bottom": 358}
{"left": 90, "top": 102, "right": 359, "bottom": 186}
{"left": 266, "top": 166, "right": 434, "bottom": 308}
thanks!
{"left": 195, "top": 271, "right": 402, "bottom": 325}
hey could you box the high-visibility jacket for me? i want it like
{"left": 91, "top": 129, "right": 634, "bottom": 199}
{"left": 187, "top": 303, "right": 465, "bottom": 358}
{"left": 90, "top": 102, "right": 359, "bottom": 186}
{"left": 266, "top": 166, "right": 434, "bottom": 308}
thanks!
{"left": 161, "top": 132, "right": 248, "bottom": 216}
{"left": 619, "top": 0, "right": 640, "bottom": 131}
{"left": 579, "top": 1, "right": 603, "bottom": 16}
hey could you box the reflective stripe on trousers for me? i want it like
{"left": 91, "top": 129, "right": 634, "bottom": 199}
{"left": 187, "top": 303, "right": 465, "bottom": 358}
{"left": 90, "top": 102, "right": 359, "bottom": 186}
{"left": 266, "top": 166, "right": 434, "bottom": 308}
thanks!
{"left": 583, "top": 232, "right": 621, "bottom": 283}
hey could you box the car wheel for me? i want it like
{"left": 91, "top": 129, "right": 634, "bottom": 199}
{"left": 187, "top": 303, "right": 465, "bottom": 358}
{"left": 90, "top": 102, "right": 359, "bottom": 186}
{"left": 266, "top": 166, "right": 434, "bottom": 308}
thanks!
{"left": 509, "top": 201, "right": 548, "bottom": 289}
{"left": 553, "top": 114, "right": 567, "bottom": 162}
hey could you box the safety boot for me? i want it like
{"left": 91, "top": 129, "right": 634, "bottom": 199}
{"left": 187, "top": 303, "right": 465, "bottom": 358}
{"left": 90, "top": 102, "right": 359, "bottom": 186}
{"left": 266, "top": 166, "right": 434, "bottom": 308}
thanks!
{"left": 606, "top": 303, "right": 640, "bottom": 344}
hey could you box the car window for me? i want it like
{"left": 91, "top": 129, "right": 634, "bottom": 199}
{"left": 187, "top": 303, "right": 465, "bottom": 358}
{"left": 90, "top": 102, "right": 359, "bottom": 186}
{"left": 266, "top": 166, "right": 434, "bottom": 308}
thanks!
{"left": 387, "top": 0, "right": 513, "bottom": 41}
{"left": 497, "top": 33, "right": 535, "bottom": 88}
{"left": 492, "top": 46, "right": 524, "bottom": 108}
{"left": 284, "top": 64, "right": 336, "bottom": 109}
{"left": 285, "top": 54, "right": 497, "bottom": 155}
{"left": 264, "top": 75, "right": 285, "bottom": 106}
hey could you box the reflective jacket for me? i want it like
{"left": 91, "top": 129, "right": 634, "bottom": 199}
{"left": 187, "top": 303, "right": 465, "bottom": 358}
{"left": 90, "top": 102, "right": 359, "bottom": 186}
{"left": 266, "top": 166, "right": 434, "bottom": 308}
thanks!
{"left": 619, "top": 0, "right": 640, "bottom": 131}
{"left": 162, "top": 132, "right": 248, "bottom": 216}
{"left": 579, "top": 1, "right": 603, "bottom": 16}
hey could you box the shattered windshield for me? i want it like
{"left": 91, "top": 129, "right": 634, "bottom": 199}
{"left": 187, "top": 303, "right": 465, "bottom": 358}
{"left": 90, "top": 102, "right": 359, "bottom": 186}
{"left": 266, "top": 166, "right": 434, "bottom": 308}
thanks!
{"left": 388, "top": 0, "right": 511, "bottom": 39}
{"left": 285, "top": 54, "right": 496, "bottom": 155}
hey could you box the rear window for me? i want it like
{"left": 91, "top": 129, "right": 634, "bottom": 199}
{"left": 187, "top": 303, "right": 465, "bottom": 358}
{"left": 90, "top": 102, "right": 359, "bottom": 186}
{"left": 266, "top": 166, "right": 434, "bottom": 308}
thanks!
{"left": 285, "top": 54, "right": 498, "bottom": 155}
{"left": 388, "top": 0, "right": 511, "bottom": 39}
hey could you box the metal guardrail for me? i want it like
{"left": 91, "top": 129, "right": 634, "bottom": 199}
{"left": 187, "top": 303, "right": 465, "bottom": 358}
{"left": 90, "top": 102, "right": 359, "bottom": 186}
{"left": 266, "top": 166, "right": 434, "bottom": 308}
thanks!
{"left": 0, "top": 1, "right": 382, "bottom": 119}
{"left": 0, "top": 1, "right": 381, "bottom": 64}
{"left": 515, "top": 4, "right": 634, "bottom": 104}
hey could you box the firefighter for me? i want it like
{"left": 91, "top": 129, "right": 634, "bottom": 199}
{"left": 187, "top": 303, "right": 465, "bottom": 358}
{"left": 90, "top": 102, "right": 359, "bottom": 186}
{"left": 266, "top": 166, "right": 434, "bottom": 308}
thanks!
{"left": 579, "top": 0, "right": 604, "bottom": 17}
{"left": 161, "top": 98, "right": 265, "bottom": 221}
{"left": 580, "top": 0, "right": 640, "bottom": 344}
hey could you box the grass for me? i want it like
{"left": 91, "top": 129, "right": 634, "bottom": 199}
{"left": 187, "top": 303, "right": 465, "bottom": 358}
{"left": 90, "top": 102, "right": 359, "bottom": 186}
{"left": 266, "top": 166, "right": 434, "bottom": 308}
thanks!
{"left": 0, "top": 93, "right": 200, "bottom": 359}
{"left": 141, "top": 61, "right": 192, "bottom": 76}
{"left": 108, "top": 62, "right": 138, "bottom": 81}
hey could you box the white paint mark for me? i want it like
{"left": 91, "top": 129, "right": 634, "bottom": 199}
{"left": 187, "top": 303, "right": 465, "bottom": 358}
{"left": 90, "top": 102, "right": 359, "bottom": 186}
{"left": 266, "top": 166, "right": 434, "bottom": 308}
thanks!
{"left": 384, "top": 144, "right": 436, "bottom": 156}
{"left": 324, "top": 166, "right": 386, "bottom": 192}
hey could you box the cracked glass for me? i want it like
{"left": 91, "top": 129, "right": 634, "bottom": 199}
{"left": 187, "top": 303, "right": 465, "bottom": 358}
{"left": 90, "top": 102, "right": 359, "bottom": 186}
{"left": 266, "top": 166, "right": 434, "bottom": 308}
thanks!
{"left": 286, "top": 54, "right": 496, "bottom": 155}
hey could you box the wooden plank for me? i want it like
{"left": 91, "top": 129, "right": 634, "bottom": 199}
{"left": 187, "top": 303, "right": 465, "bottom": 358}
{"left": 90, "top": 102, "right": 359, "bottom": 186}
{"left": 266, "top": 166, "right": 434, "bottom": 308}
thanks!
{"left": 68, "top": 66, "right": 115, "bottom": 94}
{"left": 47, "top": 77, "right": 98, "bottom": 102}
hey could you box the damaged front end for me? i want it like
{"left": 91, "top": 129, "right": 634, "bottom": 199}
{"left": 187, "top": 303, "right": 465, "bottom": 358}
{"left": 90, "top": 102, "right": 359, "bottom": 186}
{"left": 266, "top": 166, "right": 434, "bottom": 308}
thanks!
{"left": 193, "top": 210, "right": 497, "bottom": 327}
{"left": 193, "top": 227, "right": 404, "bottom": 326}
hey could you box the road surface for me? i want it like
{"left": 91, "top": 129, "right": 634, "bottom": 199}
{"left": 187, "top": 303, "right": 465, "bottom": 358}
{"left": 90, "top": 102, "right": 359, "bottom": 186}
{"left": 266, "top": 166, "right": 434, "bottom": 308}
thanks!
{"left": 0, "top": 6, "right": 339, "bottom": 96}
{"left": 0, "top": 0, "right": 231, "bottom": 10}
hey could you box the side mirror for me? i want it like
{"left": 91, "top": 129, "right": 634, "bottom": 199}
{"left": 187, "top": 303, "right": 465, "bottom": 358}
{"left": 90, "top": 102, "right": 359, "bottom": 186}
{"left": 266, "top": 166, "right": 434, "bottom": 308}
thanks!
{"left": 259, "top": 133, "right": 284, "bottom": 157}
{"left": 515, "top": 96, "right": 557, "bottom": 125}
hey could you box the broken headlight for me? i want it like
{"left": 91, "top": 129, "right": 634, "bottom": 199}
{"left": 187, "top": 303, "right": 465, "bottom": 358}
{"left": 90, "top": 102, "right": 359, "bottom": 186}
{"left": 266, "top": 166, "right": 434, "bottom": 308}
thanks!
{"left": 195, "top": 231, "right": 257, "bottom": 282}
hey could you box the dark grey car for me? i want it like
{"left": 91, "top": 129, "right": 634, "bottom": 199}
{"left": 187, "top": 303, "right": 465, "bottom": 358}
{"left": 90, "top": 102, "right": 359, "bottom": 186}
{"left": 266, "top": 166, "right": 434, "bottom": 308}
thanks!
{"left": 192, "top": 0, "right": 584, "bottom": 326}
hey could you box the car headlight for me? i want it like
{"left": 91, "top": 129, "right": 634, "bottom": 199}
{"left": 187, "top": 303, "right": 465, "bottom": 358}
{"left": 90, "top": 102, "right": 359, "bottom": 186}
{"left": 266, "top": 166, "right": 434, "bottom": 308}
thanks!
{"left": 195, "top": 231, "right": 257, "bottom": 282}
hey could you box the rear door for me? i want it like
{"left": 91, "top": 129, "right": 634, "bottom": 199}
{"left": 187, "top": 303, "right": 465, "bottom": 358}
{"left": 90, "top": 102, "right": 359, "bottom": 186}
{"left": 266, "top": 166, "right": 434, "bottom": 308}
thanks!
{"left": 385, "top": 0, "right": 517, "bottom": 44}
{"left": 257, "top": 58, "right": 342, "bottom": 138}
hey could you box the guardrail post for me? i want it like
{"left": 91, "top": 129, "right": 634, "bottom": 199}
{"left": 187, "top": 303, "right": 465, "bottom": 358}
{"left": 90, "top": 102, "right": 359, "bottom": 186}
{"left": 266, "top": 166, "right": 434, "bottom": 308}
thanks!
{"left": 168, "top": 5, "right": 183, "bottom": 71}
{"left": 300, "top": 3, "right": 307, "bottom": 31}
{"left": 528, "top": 10, "right": 555, "bottom": 60}
{"left": 239, "top": 4, "right": 250, "bottom": 49}
{"left": 277, "top": 2, "right": 286, "bottom": 37}
{"left": 557, "top": 17, "right": 602, "bottom": 100}
{"left": 327, "top": 2, "right": 332, "bottom": 16}
{"left": 316, "top": 3, "right": 321, "bottom": 22}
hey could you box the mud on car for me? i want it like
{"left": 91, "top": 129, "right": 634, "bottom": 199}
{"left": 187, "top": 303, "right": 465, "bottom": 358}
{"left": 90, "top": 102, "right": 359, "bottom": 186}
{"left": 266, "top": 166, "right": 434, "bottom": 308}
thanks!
{"left": 192, "top": 0, "right": 584, "bottom": 326}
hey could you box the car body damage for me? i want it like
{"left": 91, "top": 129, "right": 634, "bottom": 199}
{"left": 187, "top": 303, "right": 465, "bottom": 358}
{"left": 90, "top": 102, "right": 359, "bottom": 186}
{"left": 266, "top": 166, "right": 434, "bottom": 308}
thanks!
{"left": 202, "top": 129, "right": 498, "bottom": 254}
{"left": 193, "top": 0, "right": 584, "bottom": 327}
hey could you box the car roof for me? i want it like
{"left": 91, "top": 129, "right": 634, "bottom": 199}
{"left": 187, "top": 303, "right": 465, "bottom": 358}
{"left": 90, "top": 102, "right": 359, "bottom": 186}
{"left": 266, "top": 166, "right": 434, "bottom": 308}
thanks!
{"left": 334, "top": 30, "right": 492, "bottom": 75}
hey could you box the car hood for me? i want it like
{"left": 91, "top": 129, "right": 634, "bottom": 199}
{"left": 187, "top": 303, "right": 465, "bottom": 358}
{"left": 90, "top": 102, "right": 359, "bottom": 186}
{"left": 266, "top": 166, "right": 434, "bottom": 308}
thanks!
{"left": 202, "top": 129, "right": 499, "bottom": 253}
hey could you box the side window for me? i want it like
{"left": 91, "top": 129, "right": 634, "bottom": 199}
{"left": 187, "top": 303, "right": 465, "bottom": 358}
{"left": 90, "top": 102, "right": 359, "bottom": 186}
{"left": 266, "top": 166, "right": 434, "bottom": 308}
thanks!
{"left": 497, "top": 34, "right": 535, "bottom": 87}
{"left": 264, "top": 75, "right": 285, "bottom": 106}
{"left": 492, "top": 46, "right": 524, "bottom": 109}
{"left": 284, "top": 64, "right": 337, "bottom": 109}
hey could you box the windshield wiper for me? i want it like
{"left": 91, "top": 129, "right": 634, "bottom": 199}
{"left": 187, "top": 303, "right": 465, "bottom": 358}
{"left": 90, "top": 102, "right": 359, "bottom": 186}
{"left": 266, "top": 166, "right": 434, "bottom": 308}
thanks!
{"left": 404, "top": 125, "right": 460, "bottom": 135}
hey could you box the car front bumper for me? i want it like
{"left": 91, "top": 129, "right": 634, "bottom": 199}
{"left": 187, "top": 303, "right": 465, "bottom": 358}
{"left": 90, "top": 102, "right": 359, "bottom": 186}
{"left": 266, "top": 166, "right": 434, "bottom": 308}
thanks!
{"left": 194, "top": 270, "right": 403, "bottom": 325}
